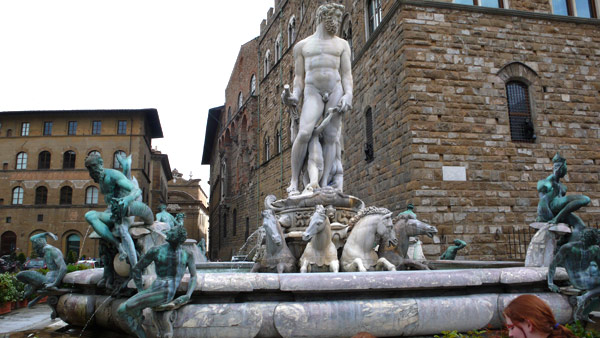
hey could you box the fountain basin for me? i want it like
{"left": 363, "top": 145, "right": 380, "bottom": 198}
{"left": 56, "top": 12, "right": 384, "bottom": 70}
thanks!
{"left": 58, "top": 267, "right": 573, "bottom": 337}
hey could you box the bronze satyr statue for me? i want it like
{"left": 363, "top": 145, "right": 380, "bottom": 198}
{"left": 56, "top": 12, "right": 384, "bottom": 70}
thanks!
{"left": 548, "top": 227, "right": 600, "bottom": 322}
{"left": 16, "top": 232, "right": 67, "bottom": 307}
{"left": 84, "top": 153, "right": 153, "bottom": 285}
{"left": 117, "top": 226, "right": 197, "bottom": 338}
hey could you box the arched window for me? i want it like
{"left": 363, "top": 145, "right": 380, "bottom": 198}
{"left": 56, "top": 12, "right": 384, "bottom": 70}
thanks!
{"left": 63, "top": 150, "right": 76, "bottom": 169}
{"left": 85, "top": 186, "right": 99, "bottom": 205}
{"left": 264, "top": 50, "right": 271, "bottom": 78}
{"left": 238, "top": 92, "right": 244, "bottom": 111}
{"left": 364, "top": 107, "right": 375, "bottom": 162}
{"left": 113, "top": 150, "right": 126, "bottom": 169}
{"left": 35, "top": 186, "right": 48, "bottom": 205}
{"left": 233, "top": 209, "right": 237, "bottom": 236}
{"left": 6, "top": 129, "right": 12, "bottom": 137}
{"left": 60, "top": 186, "right": 73, "bottom": 205}
{"left": 38, "top": 151, "right": 51, "bottom": 169}
{"left": 342, "top": 15, "right": 353, "bottom": 61}
{"left": 288, "top": 16, "right": 296, "bottom": 48}
{"left": 88, "top": 150, "right": 100, "bottom": 157}
{"left": 0, "top": 231, "right": 17, "bottom": 256}
{"left": 250, "top": 74, "right": 257, "bottom": 95}
{"left": 264, "top": 135, "right": 271, "bottom": 162}
{"left": 16, "top": 152, "right": 27, "bottom": 170}
{"left": 12, "top": 187, "right": 24, "bottom": 205}
{"left": 506, "top": 81, "right": 535, "bottom": 142}
{"left": 276, "top": 127, "right": 282, "bottom": 154}
{"left": 66, "top": 234, "right": 80, "bottom": 259}
{"left": 275, "top": 34, "right": 282, "bottom": 61}
{"left": 223, "top": 213, "right": 228, "bottom": 238}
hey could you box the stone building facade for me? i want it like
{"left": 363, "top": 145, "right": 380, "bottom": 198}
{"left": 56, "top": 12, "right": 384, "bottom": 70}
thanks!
{"left": 167, "top": 169, "right": 209, "bottom": 247}
{"left": 150, "top": 149, "right": 173, "bottom": 213}
{"left": 205, "top": 0, "right": 600, "bottom": 260}
{"left": 0, "top": 109, "right": 163, "bottom": 258}
{"left": 203, "top": 39, "right": 260, "bottom": 261}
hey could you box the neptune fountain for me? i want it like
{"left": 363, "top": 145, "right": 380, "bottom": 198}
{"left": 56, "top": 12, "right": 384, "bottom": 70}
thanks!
{"left": 20, "top": 4, "right": 595, "bottom": 337}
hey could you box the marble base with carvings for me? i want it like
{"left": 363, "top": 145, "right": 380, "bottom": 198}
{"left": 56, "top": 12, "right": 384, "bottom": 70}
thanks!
{"left": 59, "top": 266, "right": 573, "bottom": 337}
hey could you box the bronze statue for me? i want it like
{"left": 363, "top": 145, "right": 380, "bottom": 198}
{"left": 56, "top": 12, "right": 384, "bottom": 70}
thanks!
{"left": 536, "top": 153, "right": 590, "bottom": 236}
{"left": 117, "top": 226, "right": 197, "bottom": 338}
{"left": 16, "top": 232, "right": 67, "bottom": 307}
{"left": 440, "top": 239, "right": 467, "bottom": 260}
{"left": 155, "top": 204, "right": 177, "bottom": 228}
{"left": 84, "top": 153, "right": 153, "bottom": 283}
{"left": 548, "top": 227, "right": 600, "bottom": 321}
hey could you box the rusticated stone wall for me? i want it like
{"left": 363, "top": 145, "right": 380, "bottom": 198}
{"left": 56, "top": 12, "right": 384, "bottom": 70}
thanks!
{"left": 207, "top": 0, "right": 600, "bottom": 260}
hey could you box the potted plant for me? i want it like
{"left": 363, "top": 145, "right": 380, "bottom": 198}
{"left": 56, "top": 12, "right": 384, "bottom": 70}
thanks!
{"left": 0, "top": 273, "right": 19, "bottom": 314}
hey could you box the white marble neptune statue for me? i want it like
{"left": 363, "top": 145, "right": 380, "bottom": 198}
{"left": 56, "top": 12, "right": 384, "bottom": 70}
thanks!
{"left": 282, "top": 3, "right": 353, "bottom": 197}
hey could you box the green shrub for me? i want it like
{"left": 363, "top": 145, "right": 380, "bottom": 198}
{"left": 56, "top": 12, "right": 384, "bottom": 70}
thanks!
{"left": 66, "top": 264, "right": 91, "bottom": 273}
{"left": 566, "top": 321, "right": 600, "bottom": 338}
{"left": 66, "top": 250, "right": 77, "bottom": 264}
{"left": 0, "top": 273, "right": 21, "bottom": 304}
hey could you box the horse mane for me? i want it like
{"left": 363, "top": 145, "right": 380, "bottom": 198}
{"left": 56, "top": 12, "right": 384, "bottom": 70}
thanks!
{"left": 347, "top": 206, "right": 391, "bottom": 230}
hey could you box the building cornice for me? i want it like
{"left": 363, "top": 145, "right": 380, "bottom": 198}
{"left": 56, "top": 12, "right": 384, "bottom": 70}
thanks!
{"left": 352, "top": 0, "right": 600, "bottom": 67}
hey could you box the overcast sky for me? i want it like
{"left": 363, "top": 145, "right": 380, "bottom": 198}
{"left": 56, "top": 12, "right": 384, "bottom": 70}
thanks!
{"left": 0, "top": 0, "right": 275, "bottom": 195}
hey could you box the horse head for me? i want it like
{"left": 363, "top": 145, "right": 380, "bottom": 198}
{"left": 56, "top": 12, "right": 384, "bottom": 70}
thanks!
{"left": 401, "top": 215, "right": 438, "bottom": 239}
{"left": 377, "top": 212, "right": 398, "bottom": 248}
{"left": 303, "top": 205, "right": 328, "bottom": 242}
{"left": 262, "top": 210, "right": 283, "bottom": 247}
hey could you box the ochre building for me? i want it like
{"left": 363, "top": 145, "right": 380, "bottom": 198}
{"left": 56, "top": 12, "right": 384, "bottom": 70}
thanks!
{"left": 204, "top": 0, "right": 600, "bottom": 261}
{"left": 0, "top": 109, "right": 163, "bottom": 259}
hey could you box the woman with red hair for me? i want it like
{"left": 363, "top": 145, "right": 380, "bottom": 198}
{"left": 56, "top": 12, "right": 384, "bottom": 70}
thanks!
{"left": 503, "top": 295, "right": 574, "bottom": 338}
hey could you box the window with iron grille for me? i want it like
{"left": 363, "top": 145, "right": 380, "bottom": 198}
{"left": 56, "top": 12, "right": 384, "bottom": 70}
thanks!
{"left": 68, "top": 121, "right": 77, "bottom": 135}
{"left": 21, "top": 122, "right": 30, "bottom": 136}
{"left": 92, "top": 121, "right": 101, "bottom": 135}
{"left": 365, "top": 108, "right": 375, "bottom": 162}
{"left": 63, "top": 150, "right": 76, "bottom": 169}
{"left": 60, "top": 186, "right": 73, "bottom": 205}
{"left": 35, "top": 186, "right": 48, "bottom": 205}
{"left": 37, "top": 214, "right": 43, "bottom": 222}
{"left": 43, "top": 121, "right": 53, "bottom": 136}
{"left": 38, "top": 151, "right": 51, "bottom": 169}
{"left": 506, "top": 81, "right": 535, "bottom": 143}
{"left": 117, "top": 120, "right": 127, "bottom": 135}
